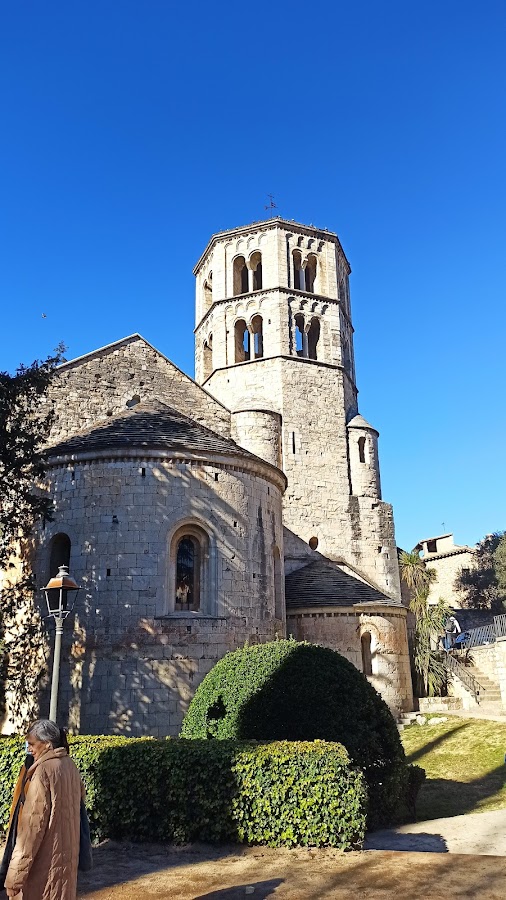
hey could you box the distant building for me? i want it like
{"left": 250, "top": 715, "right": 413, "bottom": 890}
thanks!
{"left": 413, "top": 534, "right": 477, "bottom": 607}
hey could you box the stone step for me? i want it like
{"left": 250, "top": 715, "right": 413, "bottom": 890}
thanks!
{"left": 398, "top": 712, "right": 418, "bottom": 724}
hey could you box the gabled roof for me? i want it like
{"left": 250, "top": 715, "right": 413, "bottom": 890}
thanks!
{"left": 285, "top": 559, "right": 402, "bottom": 610}
{"left": 45, "top": 400, "right": 259, "bottom": 461}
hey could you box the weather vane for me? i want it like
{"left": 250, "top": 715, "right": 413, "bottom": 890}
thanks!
{"left": 265, "top": 194, "right": 277, "bottom": 217}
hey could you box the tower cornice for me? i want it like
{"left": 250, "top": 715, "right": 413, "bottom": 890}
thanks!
{"left": 194, "top": 286, "right": 354, "bottom": 335}
{"left": 193, "top": 218, "right": 351, "bottom": 275}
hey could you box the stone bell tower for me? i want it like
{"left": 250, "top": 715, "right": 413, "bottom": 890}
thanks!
{"left": 193, "top": 218, "right": 401, "bottom": 598}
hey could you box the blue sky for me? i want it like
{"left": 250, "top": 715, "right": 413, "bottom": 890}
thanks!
{"left": 1, "top": 2, "right": 505, "bottom": 551}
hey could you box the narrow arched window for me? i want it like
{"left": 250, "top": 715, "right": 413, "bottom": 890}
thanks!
{"left": 175, "top": 536, "right": 201, "bottom": 611}
{"left": 250, "top": 251, "right": 262, "bottom": 290}
{"left": 203, "top": 335, "right": 213, "bottom": 380}
{"left": 295, "top": 314, "right": 305, "bottom": 356}
{"left": 293, "top": 250, "right": 303, "bottom": 290}
{"left": 307, "top": 317, "right": 320, "bottom": 360}
{"left": 233, "top": 256, "right": 248, "bottom": 296}
{"left": 358, "top": 436, "right": 367, "bottom": 463}
{"left": 203, "top": 272, "right": 213, "bottom": 310}
{"left": 49, "top": 533, "right": 71, "bottom": 578}
{"left": 305, "top": 255, "right": 317, "bottom": 293}
{"left": 235, "top": 319, "right": 249, "bottom": 362}
{"left": 251, "top": 314, "right": 263, "bottom": 359}
{"left": 361, "top": 632, "right": 373, "bottom": 676}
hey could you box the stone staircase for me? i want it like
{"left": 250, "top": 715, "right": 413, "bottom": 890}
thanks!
{"left": 467, "top": 664, "right": 503, "bottom": 711}
{"left": 396, "top": 711, "right": 418, "bottom": 731}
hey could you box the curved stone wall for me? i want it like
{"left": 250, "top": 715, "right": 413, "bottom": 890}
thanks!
{"left": 33, "top": 451, "right": 285, "bottom": 737}
{"left": 286, "top": 605, "right": 413, "bottom": 713}
{"left": 231, "top": 409, "right": 282, "bottom": 469}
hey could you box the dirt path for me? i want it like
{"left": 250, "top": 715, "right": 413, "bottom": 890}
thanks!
{"left": 77, "top": 842, "right": 506, "bottom": 899}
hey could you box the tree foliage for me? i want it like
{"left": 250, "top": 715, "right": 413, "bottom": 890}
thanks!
{"left": 0, "top": 346, "right": 65, "bottom": 567}
{"left": 454, "top": 532, "right": 506, "bottom": 612}
{"left": 400, "top": 551, "right": 450, "bottom": 697}
{"left": 0, "top": 347, "right": 65, "bottom": 725}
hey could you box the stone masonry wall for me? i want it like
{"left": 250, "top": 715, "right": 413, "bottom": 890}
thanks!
{"left": 287, "top": 607, "right": 413, "bottom": 712}
{"left": 49, "top": 336, "right": 231, "bottom": 446}
{"left": 207, "top": 356, "right": 398, "bottom": 597}
{"left": 425, "top": 550, "right": 476, "bottom": 607}
{"left": 24, "top": 453, "right": 285, "bottom": 737}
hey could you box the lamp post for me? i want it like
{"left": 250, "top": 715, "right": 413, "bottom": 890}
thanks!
{"left": 42, "top": 565, "right": 80, "bottom": 722}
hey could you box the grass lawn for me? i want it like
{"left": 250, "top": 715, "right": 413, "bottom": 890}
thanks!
{"left": 401, "top": 718, "right": 506, "bottom": 821}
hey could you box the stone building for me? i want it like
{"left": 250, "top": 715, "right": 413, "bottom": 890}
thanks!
{"left": 2, "top": 217, "right": 413, "bottom": 736}
{"left": 414, "top": 533, "right": 477, "bottom": 607}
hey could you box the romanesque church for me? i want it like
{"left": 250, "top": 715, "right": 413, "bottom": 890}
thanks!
{"left": 4, "top": 218, "right": 413, "bottom": 735}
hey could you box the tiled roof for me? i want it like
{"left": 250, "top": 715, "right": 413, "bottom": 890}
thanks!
{"left": 45, "top": 400, "right": 257, "bottom": 461}
{"left": 285, "top": 559, "right": 403, "bottom": 610}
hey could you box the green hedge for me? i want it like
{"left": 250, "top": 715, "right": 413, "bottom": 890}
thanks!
{"left": 181, "top": 640, "right": 408, "bottom": 829}
{"left": 0, "top": 736, "right": 366, "bottom": 849}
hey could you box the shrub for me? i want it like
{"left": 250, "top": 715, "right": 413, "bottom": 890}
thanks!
{"left": 181, "top": 639, "right": 407, "bottom": 828}
{"left": 0, "top": 735, "right": 366, "bottom": 849}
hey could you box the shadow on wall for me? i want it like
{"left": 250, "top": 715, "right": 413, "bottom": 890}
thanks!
{"left": 46, "top": 459, "right": 280, "bottom": 736}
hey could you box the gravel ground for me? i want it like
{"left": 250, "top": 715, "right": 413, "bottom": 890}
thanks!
{"left": 76, "top": 827, "right": 506, "bottom": 900}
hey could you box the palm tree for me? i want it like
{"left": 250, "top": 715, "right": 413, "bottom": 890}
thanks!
{"left": 400, "top": 551, "right": 450, "bottom": 696}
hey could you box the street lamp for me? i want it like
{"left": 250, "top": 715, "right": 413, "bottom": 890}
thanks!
{"left": 42, "top": 565, "right": 80, "bottom": 722}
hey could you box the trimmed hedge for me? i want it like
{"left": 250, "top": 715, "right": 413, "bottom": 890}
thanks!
{"left": 0, "top": 736, "right": 366, "bottom": 849}
{"left": 181, "top": 639, "right": 409, "bottom": 829}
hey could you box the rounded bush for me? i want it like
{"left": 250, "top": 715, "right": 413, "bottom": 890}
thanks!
{"left": 181, "top": 639, "right": 407, "bottom": 827}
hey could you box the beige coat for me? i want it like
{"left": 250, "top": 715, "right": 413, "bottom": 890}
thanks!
{"left": 5, "top": 747, "right": 83, "bottom": 900}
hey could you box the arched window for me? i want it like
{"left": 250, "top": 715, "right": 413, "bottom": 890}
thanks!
{"left": 251, "top": 315, "right": 263, "bottom": 358}
{"left": 170, "top": 523, "right": 211, "bottom": 615}
{"left": 235, "top": 319, "right": 250, "bottom": 362}
{"left": 361, "top": 632, "right": 373, "bottom": 676}
{"left": 49, "top": 533, "right": 71, "bottom": 578}
{"left": 233, "top": 256, "right": 249, "bottom": 296}
{"left": 305, "top": 254, "right": 317, "bottom": 293}
{"left": 250, "top": 251, "right": 262, "bottom": 290}
{"left": 175, "top": 535, "right": 201, "bottom": 611}
{"left": 203, "top": 272, "right": 213, "bottom": 310}
{"left": 293, "top": 250, "right": 303, "bottom": 290}
{"left": 203, "top": 335, "right": 213, "bottom": 380}
{"left": 358, "top": 436, "right": 367, "bottom": 464}
{"left": 307, "top": 317, "right": 320, "bottom": 360}
{"left": 295, "top": 313, "right": 305, "bottom": 356}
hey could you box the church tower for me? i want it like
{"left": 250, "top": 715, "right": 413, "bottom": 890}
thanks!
{"left": 194, "top": 218, "right": 401, "bottom": 598}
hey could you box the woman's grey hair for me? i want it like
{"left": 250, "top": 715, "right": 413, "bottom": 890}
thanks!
{"left": 26, "top": 719, "right": 62, "bottom": 748}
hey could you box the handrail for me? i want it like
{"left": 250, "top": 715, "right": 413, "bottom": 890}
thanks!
{"left": 460, "top": 614, "right": 506, "bottom": 650}
{"left": 442, "top": 651, "right": 483, "bottom": 703}
{"left": 462, "top": 623, "right": 496, "bottom": 650}
{"left": 494, "top": 614, "right": 506, "bottom": 639}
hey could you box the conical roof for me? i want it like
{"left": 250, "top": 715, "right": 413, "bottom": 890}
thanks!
{"left": 46, "top": 400, "right": 259, "bottom": 461}
{"left": 347, "top": 414, "right": 378, "bottom": 434}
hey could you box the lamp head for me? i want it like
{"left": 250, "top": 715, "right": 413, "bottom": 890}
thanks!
{"left": 43, "top": 565, "right": 79, "bottom": 617}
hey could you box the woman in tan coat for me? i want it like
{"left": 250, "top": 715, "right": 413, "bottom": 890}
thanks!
{"left": 5, "top": 719, "right": 83, "bottom": 900}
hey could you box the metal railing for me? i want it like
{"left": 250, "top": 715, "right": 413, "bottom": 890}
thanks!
{"left": 442, "top": 652, "right": 483, "bottom": 703}
{"left": 462, "top": 623, "right": 496, "bottom": 650}
{"left": 460, "top": 614, "right": 506, "bottom": 650}
{"left": 494, "top": 614, "right": 506, "bottom": 639}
